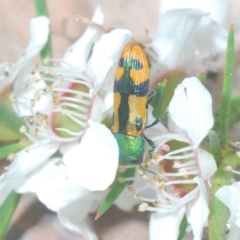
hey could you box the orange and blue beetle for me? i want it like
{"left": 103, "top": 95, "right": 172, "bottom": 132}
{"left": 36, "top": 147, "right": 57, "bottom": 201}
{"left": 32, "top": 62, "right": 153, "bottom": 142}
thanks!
{"left": 112, "top": 44, "right": 156, "bottom": 164}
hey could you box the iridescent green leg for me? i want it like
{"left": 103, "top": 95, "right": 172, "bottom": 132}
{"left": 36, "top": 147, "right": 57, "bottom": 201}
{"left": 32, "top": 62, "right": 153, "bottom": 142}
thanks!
{"left": 146, "top": 111, "right": 168, "bottom": 129}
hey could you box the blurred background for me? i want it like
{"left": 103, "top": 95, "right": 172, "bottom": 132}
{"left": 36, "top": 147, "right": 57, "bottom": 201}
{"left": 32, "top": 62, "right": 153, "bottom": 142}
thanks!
{"left": 0, "top": 0, "right": 240, "bottom": 239}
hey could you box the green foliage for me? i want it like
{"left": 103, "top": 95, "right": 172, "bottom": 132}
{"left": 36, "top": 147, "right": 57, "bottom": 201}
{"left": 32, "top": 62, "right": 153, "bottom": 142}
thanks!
{"left": 0, "top": 191, "right": 21, "bottom": 239}
{"left": 220, "top": 24, "right": 234, "bottom": 146}
{"left": 96, "top": 167, "right": 135, "bottom": 219}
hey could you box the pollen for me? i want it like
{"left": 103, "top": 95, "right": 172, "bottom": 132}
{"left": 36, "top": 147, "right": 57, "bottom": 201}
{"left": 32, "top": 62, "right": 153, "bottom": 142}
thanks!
{"left": 34, "top": 91, "right": 42, "bottom": 101}
{"left": 7, "top": 153, "right": 16, "bottom": 162}
{"left": 138, "top": 202, "right": 148, "bottom": 212}
{"left": 9, "top": 94, "right": 16, "bottom": 102}
{"left": 235, "top": 141, "right": 240, "bottom": 146}
{"left": 21, "top": 83, "right": 28, "bottom": 89}
{"left": 134, "top": 193, "right": 140, "bottom": 199}
{"left": 43, "top": 57, "right": 51, "bottom": 65}
{"left": 32, "top": 76, "right": 39, "bottom": 83}
{"left": 156, "top": 180, "right": 165, "bottom": 190}
{"left": 20, "top": 125, "right": 27, "bottom": 133}
{"left": 117, "top": 177, "right": 126, "bottom": 183}
{"left": 223, "top": 166, "right": 232, "bottom": 172}
{"left": 57, "top": 75, "right": 64, "bottom": 82}
{"left": 118, "top": 165, "right": 126, "bottom": 172}
{"left": 162, "top": 144, "right": 170, "bottom": 152}
{"left": 34, "top": 128, "right": 39, "bottom": 136}
{"left": 153, "top": 200, "right": 161, "bottom": 208}
{"left": 165, "top": 198, "right": 171, "bottom": 205}
{"left": 137, "top": 167, "right": 145, "bottom": 175}
{"left": 31, "top": 99, "right": 35, "bottom": 107}
{"left": 4, "top": 71, "right": 9, "bottom": 77}
{"left": 48, "top": 68, "right": 55, "bottom": 77}
{"left": 127, "top": 185, "right": 136, "bottom": 193}
{"left": 142, "top": 174, "right": 149, "bottom": 181}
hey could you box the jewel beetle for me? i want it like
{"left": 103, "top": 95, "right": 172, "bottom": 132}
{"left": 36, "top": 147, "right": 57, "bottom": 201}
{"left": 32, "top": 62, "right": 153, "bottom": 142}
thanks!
{"left": 112, "top": 44, "right": 154, "bottom": 164}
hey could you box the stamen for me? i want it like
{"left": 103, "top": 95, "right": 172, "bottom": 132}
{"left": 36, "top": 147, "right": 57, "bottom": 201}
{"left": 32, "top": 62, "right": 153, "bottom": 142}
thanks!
{"left": 138, "top": 202, "right": 149, "bottom": 212}
{"left": 127, "top": 185, "right": 136, "bottom": 193}
{"left": 164, "top": 179, "right": 196, "bottom": 186}
{"left": 59, "top": 102, "right": 89, "bottom": 113}
{"left": 118, "top": 165, "right": 126, "bottom": 172}
{"left": 223, "top": 166, "right": 232, "bottom": 172}
{"left": 7, "top": 153, "right": 16, "bottom": 162}
{"left": 163, "top": 169, "right": 199, "bottom": 177}
{"left": 173, "top": 159, "right": 196, "bottom": 168}
{"left": 20, "top": 125, "right": 27, "bottom": 133}
{"left": 43, "top": 57, "right": 51, "bottom": 65}
{"left": 153, "top": 200, "right": 161, "bottom": 208}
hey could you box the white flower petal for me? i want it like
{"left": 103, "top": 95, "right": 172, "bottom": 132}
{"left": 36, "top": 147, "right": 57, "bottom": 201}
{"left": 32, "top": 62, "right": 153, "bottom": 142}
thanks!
{"left": 160, "top": 0, "right": 229, "bottom": 26}
{"left": 63, "top": 120, "right": 119, "bottom": 191}
{"left": 152, "top": 8, "right": 227, "bottom": 69}
{"left": 18, "top": 159, "right": 90, "bottom": 212}
{"left": 58, "top": 193, "right": 104, "bottom": 240}
{"left": 186, "top": 177, "right": 209, "bottom": 240}
{"left": 0, "top": 62, "right": 11, "bottom": 92}
{"left": 12, "top": 79, "right": 53, "bottom": 117}
{"left": 0, "top": 143, "right": 58, "bottom": 205}
{"left": 149, "top": 206, "right": 186, "bottom": 240}
{"left": 197, "top": 148, "right": 217, "bottom": 180}
{"left": 169, "top": 77, "right": 213, "bottom": 146}
{"left": 90, "top": 94, "right": 103, "bottom": 122}
{"left": 25, "top": 16, "right": 50, "bottom": 60}
{"left": 62, "top": 7, "right": 104, "bottom": 70}
{"left": 84, "top": 29, "right": 131, "bottom": 95}
{"left": 216, "top": 182, "right": 240, "bottom": 239}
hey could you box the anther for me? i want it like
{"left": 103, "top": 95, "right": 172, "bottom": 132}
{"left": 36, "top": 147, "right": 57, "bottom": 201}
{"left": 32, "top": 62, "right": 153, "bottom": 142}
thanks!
{"left": 223, "top": 166, "right": 232, "bottom": 172}
{"left": 20, "top": 125, "right": 27, "bottom": 133}
{"left": 9, "top": 94, "right": 16, "bottom": 102}
{"left": 118, "top": 165, "right": 126, "bottom": 172}
{"left": 48, "top": 68, "right": 55, "bottom": 77}
{"left": 57, "top": 75, "right": 64, "bottom": 82}
{"left": 138, "top": 202, "right": 148, "bottom": 212}
{"left": 7, "top": 153, "right": 16, "bottom": 162}
{"left": 134, "top": 193, "right": 140, "bottom": 199}
{"left": 165, "top": 198, "right": 171, "bottom": 204}
{"left": 153, "top": 200, "right": 161, "bottom": 208}
{"left": 127, "top": 185, "right": 136, "bottom": 193}
{"left": 43, "top": 57, "right": 51, "bottom": 65}
{"left": 117, "top": 177, "right": 126, "bottom": 183}
{"left": 31, "top": 99, "right": 35, "bottom": 107}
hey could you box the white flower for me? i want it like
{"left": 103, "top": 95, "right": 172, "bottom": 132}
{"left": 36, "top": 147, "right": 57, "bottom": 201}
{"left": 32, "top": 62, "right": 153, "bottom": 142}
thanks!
{"left": 17, "top": 157, "right": 103, "bottom": 240}
{"left": 147, "top": 8, "right": 227, "bottom": 76}
{"left": 215, "top": 182, "right": 240, "bottom": 240}
{"left": 0, "top": 16, "right": 49, "bottom": 93}
{"left": 5, "top": 8, "right": 130, "bottom": 194}
{"left": 160, "top": 0, "right": 229, "bottom": 26}
{"left": 131, "top": 77, "right": 216, "bottom": 240}
{"left": 0, "top": 7, "right": 131, "bottom": 239}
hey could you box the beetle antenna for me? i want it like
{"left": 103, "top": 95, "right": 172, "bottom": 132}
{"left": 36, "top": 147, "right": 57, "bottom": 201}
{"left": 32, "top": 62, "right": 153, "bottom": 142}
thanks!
{"left": 138, "top": 163, "right": 156, "bottom": 175}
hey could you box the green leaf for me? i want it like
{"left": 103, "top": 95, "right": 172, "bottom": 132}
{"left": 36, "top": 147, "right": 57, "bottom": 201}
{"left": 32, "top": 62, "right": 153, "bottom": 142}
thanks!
{"left": 152, "top": 71, "right": 187, "bottom": 115}
{"left": 208, "top": 130, "right": 222, "bottom": 164}
{"left": 34, "top": 0, "right": 52, "bottom": 66}
{"left": 177, "top": 216, "right": 188, "bottom": 240}
{"left": 208, "top": 153, "right": 239, "bottom": 240}
{"left": 220, "top": 24, "right": 234, "bottom": 147}
{"left": 0, "top": 140, "right": 32, "bottom": 161}
{"left": 214, "top": 94, "right": 240, "bottom": 130}
{"left": 151, "top": 81, "right": 167, "bottom": 119}
{"left": 0, "top": 191, "right": 21, "bottom": 239}
{"left": 95, "top": 167, "right": 135, "bottom": 219}
{"left": 0, "top": 103, "right": 25, "bottom": 141}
